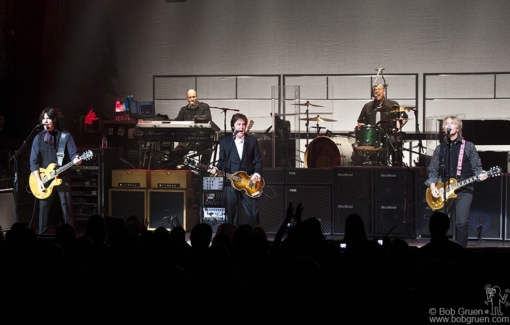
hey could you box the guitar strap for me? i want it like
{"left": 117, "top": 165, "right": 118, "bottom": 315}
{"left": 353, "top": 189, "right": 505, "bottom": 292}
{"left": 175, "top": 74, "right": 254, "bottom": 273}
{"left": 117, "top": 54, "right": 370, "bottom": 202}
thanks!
{"left": 456, "top": 139, "right": 466, "bottom": 177}
{"left": 57, "top": 131, "right": 69, "bottom": 167}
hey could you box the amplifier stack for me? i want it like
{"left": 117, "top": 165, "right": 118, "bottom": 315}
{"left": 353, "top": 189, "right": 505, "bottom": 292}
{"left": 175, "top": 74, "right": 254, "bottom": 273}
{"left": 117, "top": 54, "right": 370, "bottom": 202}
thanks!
{"left": 109, "top": 169, "right": 196, "bottom": 231}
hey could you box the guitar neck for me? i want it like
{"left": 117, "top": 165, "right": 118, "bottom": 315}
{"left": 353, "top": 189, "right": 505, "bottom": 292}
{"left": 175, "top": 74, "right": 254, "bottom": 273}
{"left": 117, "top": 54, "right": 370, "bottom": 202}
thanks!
{"left": 450, "top": 175, "right": 479, "bottom": 191}
{"left": 55, "top": 160, "right": 77, "bottom": 176}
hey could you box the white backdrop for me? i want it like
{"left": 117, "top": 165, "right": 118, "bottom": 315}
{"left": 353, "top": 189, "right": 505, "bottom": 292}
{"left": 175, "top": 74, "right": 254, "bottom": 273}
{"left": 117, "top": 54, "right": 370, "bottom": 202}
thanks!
{"left": 38, "top": 0, "right": 510, "bottom": 165}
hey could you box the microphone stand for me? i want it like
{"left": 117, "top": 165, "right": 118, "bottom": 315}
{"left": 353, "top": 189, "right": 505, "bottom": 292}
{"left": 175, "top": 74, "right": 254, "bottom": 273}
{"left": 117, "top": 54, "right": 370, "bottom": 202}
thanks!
{"left": 221, "top": 132, "right": 237, "bottom": 225}
{"left": 210, "top": 107, "right": 240, "bottom": 135}
{"left": 10, "top": 125, "right": 44, "bottom": 224}
{"left": 443, "top": 131, "right": 451, "bottom": 216}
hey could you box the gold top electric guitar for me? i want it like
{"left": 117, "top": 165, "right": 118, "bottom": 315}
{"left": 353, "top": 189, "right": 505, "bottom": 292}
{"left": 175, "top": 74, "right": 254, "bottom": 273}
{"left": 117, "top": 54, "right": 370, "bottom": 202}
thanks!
{"left": 425, "top": 166, "right": 501, "bottom": 210}
{"left": 29, "top": 150, "right": 93, "bottom": 199}
{"left": 184, "top": 158, "right": 265, "bottom": 198}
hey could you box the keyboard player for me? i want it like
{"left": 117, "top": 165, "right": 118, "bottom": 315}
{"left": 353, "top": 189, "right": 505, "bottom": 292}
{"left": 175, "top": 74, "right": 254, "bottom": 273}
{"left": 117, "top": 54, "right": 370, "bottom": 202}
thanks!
{"left": 171, "top": 89, "right": 214, "bottom": 165}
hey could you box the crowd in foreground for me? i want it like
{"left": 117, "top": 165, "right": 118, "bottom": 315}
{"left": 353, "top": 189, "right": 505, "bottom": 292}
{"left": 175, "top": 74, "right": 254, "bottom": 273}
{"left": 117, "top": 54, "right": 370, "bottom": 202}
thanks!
{"left": 1, "top": 204, "right": 509, "bottom": 325}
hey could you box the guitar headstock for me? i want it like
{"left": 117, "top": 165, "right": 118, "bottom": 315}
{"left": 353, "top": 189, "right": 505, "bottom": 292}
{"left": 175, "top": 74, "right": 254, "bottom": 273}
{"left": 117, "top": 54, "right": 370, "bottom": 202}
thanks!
{"left": 247, "top": 120, "right": 254, "bottom": 133}
{"left": 81, "top": 150, "right": 94, "bottom": 161}
{"left": 487, "top": 166, "right": 502, "bottom": 177}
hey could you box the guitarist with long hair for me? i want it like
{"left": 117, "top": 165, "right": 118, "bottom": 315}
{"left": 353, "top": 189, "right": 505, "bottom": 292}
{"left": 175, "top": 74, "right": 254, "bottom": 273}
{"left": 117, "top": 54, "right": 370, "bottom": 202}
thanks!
{"left": 209, "top": 113, "right": 263, "bottom": 227}
{"left": 425, "top": 115, "right": 488, "bottom": 248}
{"left": 29, "top": 107, "right": 82, "bottom": 234}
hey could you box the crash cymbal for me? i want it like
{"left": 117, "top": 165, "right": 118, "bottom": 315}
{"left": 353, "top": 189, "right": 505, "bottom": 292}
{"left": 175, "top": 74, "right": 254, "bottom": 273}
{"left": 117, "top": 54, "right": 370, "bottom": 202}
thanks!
{"left": 389, "top": 118, "right": 409, "bottom": 122}
{"left": 391, "top": 105, "right": 416, "bottom": 113}
{"left": 300, "top": 115, "right": 337, "bottom": 122}
{"left": 292, "top": 101, "right": 324, "bottom": 108}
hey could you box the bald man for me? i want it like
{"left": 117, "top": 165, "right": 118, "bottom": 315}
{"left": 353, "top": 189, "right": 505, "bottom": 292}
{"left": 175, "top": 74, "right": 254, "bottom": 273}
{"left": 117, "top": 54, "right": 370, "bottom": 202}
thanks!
{"left": 175, "top": 89, "right": 212, "bottom": 122}
{"left": 172, "top": 89, "right": 214, "bottom": 165}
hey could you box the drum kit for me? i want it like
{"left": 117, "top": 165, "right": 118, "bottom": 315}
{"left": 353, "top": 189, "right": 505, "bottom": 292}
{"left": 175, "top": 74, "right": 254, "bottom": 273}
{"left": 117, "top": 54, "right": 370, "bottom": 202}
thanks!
{"left": 299, "top": 101, "right": 415, "bottom": 168}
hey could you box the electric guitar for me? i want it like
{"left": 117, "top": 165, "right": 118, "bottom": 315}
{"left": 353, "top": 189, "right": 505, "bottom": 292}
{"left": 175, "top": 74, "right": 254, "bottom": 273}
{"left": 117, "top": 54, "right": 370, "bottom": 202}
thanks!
{"left": 184, "top": 158, "right": 265, "bottom": 198}
{"left": 29, "top": 150, "right": 94, "bottom": 199}
{"left": 425, "top": 166, "right": 501, "bottom": 210}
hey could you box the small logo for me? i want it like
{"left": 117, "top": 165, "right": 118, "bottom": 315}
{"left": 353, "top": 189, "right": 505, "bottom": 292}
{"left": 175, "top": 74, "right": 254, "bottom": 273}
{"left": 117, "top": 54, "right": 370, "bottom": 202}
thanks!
{"left": 484, "top": 284, "right": 510, "bottom": 316}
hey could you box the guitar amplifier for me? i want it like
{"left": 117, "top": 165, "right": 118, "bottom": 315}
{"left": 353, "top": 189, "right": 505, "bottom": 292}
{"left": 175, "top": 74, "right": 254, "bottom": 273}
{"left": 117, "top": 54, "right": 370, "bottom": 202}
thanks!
{"left": 112, "top": 169, "right": 149, "bottom": 188}
{"left": 150, "top": 170, "right": 191, "bottom": 189}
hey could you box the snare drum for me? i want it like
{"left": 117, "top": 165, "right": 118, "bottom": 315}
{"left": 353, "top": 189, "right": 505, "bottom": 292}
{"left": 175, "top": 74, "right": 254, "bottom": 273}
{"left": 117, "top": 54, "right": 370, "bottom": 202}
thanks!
{"left": 355, "top": 125, "right": 381, "bottom": 150}
{"left": 304, "top": 136, "right": 354, "bottom": 168}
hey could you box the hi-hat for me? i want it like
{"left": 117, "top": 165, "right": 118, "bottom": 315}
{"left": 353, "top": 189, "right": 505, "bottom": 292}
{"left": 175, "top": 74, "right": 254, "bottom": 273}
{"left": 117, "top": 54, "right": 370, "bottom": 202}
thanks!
{"left": 300, "top": 115, "right": 337, "bottom": 122}
{"left": 292, "top": 101, "right": 324, "bottom": 107}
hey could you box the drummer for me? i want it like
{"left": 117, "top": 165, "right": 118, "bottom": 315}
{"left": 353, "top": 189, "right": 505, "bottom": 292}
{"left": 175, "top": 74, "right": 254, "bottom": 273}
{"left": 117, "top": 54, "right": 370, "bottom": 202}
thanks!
{"left": 357, "top": 83, "right": 402, "bottom": 128}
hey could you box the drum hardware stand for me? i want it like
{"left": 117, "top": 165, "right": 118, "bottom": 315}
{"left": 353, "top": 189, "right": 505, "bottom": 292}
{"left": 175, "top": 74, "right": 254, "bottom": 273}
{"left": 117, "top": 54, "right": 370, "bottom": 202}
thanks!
{"left": 384, "top": 164, "right": 418, "bottom": 240}
{"left": 384, "top": 198, "right": 417, "bottom": 239}
{"left": 293, "top": 101, "right": 326, "bottom": 147}
{"left": 310, "top": 124, "right": 326, "bottom": 137}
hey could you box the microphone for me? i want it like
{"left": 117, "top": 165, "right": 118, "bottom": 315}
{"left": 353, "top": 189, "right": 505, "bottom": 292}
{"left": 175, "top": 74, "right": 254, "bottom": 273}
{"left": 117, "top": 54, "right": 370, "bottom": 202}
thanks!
{"left": 446, "top": 127, "right": 452, "bottom": 134}
{"left": 36, "top": 123, "right": 48, "bottom": 128}
{"left": 233, "top": 129, "right": 242, "bottom": 136}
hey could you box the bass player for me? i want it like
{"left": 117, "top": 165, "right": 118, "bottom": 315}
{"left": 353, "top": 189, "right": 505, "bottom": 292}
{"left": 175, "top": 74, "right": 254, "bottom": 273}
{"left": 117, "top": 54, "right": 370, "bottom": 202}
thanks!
{"left": 209, "top": 113, "right": 263, "bottom": 227}
{"left": 30, "top": 107, "right": 82, "bottom": 234}
{"left": 425, "top": 115, "right": 487, "bottom": 248}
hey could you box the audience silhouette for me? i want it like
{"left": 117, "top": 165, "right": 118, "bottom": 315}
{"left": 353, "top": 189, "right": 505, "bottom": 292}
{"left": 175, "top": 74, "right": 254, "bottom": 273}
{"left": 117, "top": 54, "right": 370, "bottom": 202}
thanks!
{"left": 0, "top": 205, "right": 506, "bottom": 324}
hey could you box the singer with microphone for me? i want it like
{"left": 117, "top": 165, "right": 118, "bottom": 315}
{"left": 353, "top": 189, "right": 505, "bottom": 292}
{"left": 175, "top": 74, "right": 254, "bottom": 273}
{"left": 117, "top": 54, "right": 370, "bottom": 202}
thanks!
{"left": 175, "top": 89, "right": 212, "bottom": 122}
{"left": 357, "top": 83, "right": 400, "bottom": 127}
{"left": 29, "top": 107, "right": 82, "bottom": 235}
{"left": 425, "top": 115, "right": 488, "bottom": 248}
{"left": 209, "top": 113, "right": 263, "bottom": 227}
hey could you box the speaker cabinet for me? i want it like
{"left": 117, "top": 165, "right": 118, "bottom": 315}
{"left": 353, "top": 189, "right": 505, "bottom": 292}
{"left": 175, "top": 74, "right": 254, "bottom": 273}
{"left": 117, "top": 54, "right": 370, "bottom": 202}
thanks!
{"left": 285, "top": 168, "right": 332, "bottom": 185}
{"left": 147, "top": 189, "right": 196, "bottom": 231}
{"left": 285, "top": 185, "right": 332, "bottom": 234}
{"left": 333, "top": 202, "right": 371, "bottom": 235}
{"left": 109, "top": 189, "right": 146, "bottom": 222}
{"left": 239, "top": 185, "right": 286, "bottom": 233}
{"left": 112, "top": 169, "right": 149, "bottom": 188}
{"left": 375, "top": 168, "right": 417, "bottom": 237}
{"left": 468, "top": 176, "right": 503, "bottom": 240}
{"left": 333, "top": 167, "right": 373, "bottom": 235}
{"left": 0, "top": 189, "right": 16, "bottom": 230}
{"left": 238, "top": 168, "right": 286, "bottom": 233}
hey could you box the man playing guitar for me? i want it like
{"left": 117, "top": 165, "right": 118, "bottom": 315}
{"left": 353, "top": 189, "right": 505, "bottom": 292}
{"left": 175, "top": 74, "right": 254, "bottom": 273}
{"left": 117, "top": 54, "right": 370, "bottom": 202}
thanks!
{"left": 209, "top": 113, "right": 263, "bottom": 227}
{"left": 30, "top": 107, "right": 82, "bottom": 234}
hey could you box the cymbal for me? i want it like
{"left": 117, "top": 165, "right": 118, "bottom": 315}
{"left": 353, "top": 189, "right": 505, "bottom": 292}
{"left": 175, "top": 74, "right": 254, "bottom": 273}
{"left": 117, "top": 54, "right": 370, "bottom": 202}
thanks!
{"left": 300, "top": 115, "right": 337, "bottom": 122}
{"left": 375, "top": 105, "right": 415, "bottom": 113}
{"left": 392, "top": 105, "right": 415, "bottom": 112}
{"left": 292, "top": 101, "right": 324, "bottom": 108}
{"left": 389, "top": 118, "right": 409, "bottom": 122}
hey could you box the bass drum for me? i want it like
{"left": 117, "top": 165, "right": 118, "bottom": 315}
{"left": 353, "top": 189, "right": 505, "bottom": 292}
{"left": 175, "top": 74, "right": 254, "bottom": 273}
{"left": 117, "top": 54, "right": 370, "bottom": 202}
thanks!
{"left": 304, "top": 136, "right": 355, "bottom": 168}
